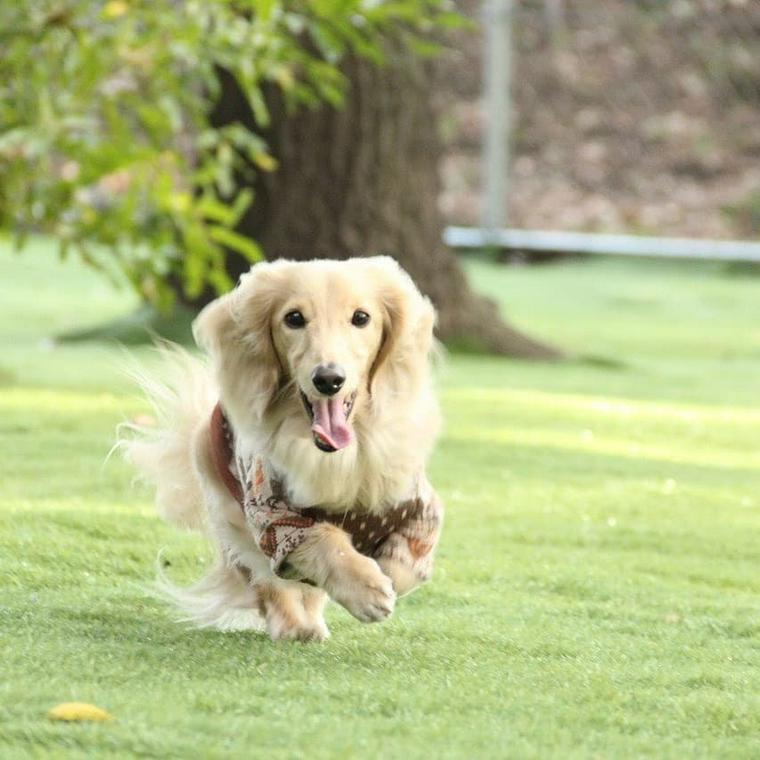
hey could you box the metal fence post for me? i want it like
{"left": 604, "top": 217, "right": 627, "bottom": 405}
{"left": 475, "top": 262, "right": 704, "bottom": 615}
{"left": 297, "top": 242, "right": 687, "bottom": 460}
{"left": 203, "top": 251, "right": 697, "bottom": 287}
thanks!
{"left": 481, "top": 0, "right": 513, "bottom": 243}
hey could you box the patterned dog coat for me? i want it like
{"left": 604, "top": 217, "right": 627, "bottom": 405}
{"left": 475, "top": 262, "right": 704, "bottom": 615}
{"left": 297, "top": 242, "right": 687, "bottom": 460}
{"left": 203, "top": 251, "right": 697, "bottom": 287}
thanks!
{"left": 210, "top": 404, "right": 443, "bottom": 580}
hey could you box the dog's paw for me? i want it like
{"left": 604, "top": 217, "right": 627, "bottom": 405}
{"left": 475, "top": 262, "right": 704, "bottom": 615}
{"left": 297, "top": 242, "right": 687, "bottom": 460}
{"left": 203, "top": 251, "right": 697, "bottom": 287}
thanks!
{"left": 327, "top": 555, "right": 396, "bottom": 623}
{"left": 256, "top": 581, "right": 330, "bottom": 643}
{"left": 267, "top": 615, "right": 330, "bottom": 643}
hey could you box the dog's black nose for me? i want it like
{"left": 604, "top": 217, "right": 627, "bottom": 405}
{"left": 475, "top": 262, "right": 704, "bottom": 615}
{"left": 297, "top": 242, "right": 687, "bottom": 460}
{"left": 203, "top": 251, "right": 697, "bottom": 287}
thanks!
{"left": 311, "top": 363, "right": 346, "bottom": 396}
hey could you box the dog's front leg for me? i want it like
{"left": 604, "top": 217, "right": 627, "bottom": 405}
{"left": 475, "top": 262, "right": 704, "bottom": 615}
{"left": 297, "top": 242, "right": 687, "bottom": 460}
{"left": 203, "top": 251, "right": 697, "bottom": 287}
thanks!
{"left": 374, "top": 489, "right": 443, "bottom": 597}
{"left": 287, "top": 523, "right": 396, "bottom": 623}
{"left": 375, "top": 534, "right": 434, "bottom": 597}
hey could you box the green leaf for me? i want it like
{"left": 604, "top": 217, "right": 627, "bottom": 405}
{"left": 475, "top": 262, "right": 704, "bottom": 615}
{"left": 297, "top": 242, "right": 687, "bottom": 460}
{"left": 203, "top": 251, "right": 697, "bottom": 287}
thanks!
{"left": 208, "top": 226, "right": 263, "bottom": 263}
{"left": 1, "top": 0, "right": 453, "bottom": 307}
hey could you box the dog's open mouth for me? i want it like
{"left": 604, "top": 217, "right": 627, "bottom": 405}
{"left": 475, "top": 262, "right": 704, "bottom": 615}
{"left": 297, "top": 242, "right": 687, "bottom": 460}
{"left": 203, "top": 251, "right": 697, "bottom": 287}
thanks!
{"left": 300, "top": 390, "right": 357, "bottom": 453}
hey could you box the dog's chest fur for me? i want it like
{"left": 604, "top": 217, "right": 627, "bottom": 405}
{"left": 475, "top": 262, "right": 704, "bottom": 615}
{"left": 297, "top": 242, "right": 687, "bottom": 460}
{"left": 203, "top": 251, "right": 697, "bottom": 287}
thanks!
{"left": 258, "top": 401, "right": 436, "bottom": 514}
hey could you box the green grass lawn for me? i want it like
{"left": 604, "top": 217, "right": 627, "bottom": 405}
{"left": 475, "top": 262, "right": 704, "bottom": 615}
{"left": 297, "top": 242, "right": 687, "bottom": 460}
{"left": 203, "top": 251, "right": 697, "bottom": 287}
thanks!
{"left": 2, "top": 239, "right": 760, "bottom": 758}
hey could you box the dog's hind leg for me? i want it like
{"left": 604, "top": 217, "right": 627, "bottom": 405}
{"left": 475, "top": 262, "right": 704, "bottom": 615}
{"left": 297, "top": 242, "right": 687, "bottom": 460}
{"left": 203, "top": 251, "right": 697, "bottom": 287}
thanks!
{"left": 254, "top": 580, "right": 330, "bottom": 642}
{"left": 301, "top": 584, "right": 329, "bottom": 625}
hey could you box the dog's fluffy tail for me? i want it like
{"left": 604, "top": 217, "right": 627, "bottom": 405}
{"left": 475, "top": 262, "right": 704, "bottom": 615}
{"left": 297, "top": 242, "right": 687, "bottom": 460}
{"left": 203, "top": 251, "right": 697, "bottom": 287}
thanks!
{"left": 118, "top": 343, "right": 215, "bottom": 532}
{"left": 118, "top": 345, "right": 266, "bottom": 632}
{"left": 155, "top": 556, "right": 263, "bottom": 631}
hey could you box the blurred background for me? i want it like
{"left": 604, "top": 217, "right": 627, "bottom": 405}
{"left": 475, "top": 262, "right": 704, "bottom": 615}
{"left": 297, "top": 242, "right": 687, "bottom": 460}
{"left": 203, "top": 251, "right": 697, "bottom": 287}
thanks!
{"left": 2, "top": 0, "right": 759, "bottom": 357}
{"left": 442, "top": 0, "right": 760, "bottom": 240}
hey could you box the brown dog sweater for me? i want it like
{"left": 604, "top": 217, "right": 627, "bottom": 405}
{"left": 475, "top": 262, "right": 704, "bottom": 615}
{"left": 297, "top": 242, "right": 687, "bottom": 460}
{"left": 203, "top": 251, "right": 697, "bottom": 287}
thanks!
{"left": 210, "top": 404, "right": 442, "bottom": 579}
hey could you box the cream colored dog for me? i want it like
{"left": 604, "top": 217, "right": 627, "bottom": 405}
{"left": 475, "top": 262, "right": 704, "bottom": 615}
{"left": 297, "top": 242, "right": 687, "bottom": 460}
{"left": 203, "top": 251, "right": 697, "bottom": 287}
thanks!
{"left": 123, "top": 256, "right": 443, "bottom": 642}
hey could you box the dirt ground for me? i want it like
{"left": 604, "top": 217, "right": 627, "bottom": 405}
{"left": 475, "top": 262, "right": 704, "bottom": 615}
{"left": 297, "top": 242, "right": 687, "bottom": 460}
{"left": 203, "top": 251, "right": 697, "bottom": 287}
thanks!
{"left": 439, "top": 0, "right": 760, "bottom": 240}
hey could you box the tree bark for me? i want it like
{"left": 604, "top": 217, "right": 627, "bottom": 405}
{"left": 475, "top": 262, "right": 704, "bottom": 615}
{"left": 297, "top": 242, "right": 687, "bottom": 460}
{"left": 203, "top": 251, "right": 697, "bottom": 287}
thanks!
{"left": 208, "top": 49, "right": 563, "bottom": 358}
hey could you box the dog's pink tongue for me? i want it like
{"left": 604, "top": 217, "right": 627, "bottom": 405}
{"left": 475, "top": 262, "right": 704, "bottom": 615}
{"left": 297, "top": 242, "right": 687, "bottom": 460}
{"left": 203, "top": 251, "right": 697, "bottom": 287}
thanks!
{"left": 311, "top": 398, "right": 353, "bottom": 450}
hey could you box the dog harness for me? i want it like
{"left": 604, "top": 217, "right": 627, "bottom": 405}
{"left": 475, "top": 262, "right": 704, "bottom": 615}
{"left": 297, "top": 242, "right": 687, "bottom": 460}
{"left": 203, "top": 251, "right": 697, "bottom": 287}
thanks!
{"left": 210, "top": 404, "right": 442, "bottom": 579}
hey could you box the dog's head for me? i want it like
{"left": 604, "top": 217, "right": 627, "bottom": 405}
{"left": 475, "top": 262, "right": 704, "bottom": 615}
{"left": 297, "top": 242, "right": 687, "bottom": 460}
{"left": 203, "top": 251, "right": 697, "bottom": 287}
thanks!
{"left": 193, "top": 256, "right": 436, "bottom": 453}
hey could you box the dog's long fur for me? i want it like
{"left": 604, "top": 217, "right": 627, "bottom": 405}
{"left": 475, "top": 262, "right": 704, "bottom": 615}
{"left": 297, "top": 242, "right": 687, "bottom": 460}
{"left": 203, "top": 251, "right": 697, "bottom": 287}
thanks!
{"left": 121, "top": 256, "right": 441, "bottom": 640}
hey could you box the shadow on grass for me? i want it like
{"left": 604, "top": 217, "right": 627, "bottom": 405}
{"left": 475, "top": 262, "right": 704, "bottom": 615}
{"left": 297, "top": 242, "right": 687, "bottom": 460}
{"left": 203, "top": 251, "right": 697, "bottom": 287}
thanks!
{"left": 56, "top": 304, "right": 196, "bottom": 346}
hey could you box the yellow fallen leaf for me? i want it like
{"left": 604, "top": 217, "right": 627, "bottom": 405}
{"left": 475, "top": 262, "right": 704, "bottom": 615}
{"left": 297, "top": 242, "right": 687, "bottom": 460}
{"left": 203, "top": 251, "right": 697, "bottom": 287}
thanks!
{"left": 47, "top": 702, "right": 112, "bottom": 722}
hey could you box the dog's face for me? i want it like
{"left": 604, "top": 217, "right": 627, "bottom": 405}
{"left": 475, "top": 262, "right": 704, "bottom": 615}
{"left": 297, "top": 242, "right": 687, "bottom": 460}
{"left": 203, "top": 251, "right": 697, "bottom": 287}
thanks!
{"left": 194, "top": 256, "right": 436, "bottom": 454}
{"left": 270, "top": 270, "right": 385, "bottom": 451}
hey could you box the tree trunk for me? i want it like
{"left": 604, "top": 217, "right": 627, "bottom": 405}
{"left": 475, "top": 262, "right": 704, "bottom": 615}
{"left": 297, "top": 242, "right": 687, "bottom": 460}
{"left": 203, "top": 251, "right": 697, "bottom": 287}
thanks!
{"left": 208, "top": 49, "right": 563, "bottom": 359}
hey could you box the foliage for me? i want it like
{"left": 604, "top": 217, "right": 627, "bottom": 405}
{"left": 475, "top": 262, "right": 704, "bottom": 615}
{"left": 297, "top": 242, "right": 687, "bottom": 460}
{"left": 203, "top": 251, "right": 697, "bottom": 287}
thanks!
{"left": 0, "top": 1, "right": 458, "bottom": 309}
{"left": 3, "top": 243, "right": 760, "bottom": 756}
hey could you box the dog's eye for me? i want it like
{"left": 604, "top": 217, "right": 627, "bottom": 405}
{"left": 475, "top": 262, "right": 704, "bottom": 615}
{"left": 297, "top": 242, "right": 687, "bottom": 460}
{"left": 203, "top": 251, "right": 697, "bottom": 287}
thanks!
{"left": 351, "top": 310, "right": 370, "bottom": 328}
{"left": 284, "top": 310, "right": 306, "bottom": 329}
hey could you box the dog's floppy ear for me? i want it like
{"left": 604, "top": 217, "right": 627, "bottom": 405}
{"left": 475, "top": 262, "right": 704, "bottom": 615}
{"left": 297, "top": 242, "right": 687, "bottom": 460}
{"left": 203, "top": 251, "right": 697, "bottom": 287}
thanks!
{"left": 192, "top": 263, "right": 283, "bottom": 421}
{"left": 192, "top": 290, "right": 237, "bottom": 360}
{"left": 367, "top": 256, "right": 437, "bottom": 395}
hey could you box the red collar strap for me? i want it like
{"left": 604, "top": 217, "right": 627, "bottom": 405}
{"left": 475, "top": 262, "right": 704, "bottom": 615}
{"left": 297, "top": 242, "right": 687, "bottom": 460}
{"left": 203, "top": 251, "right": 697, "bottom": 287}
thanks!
{"left": 209, "top": 403, "right": 244, "bottom": 506}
